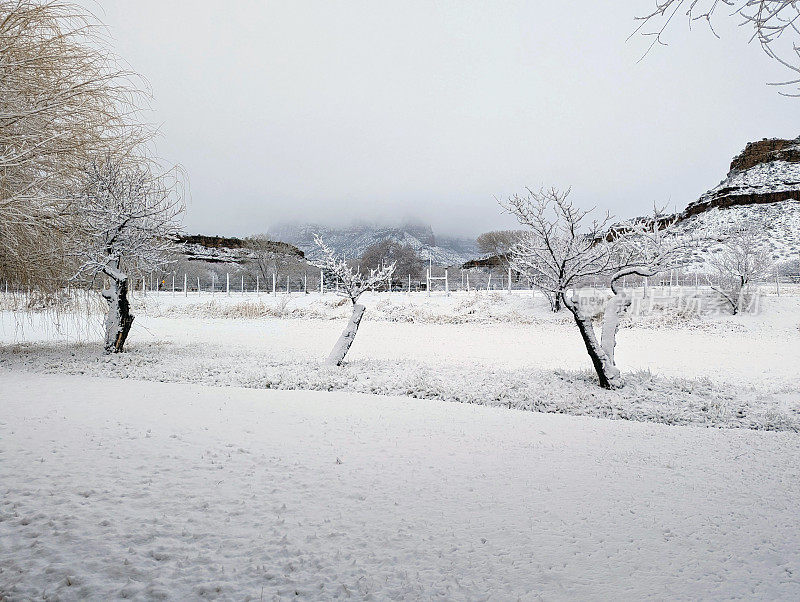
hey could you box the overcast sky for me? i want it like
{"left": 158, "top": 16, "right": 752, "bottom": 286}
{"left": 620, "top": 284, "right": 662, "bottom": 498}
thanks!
{"left": 91, "top": 1, "right": 797, "bottom": 239}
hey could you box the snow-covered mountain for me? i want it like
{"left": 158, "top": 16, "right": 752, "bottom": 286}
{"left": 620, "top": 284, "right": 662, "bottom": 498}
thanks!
{"left": 675, "top": 136, "right": 800, "bottom": 263}
{"left": 616, "top": 136, "right": 800, "bottom": 264}
{"left": 268, "top": 222, "right": 478, "bottom": 266}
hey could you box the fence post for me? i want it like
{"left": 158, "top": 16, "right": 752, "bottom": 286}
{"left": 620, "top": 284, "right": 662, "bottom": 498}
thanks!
{"left": 226, "top": 273, "right": 230, "bottom": 296}
{"left": 197, "top": 276, "right": 200, "bottom": 295}
{"left": 286, "top": 274, "right": 289, "bottom": 294}
{"left": 272, "top": 273, "right": 276, "bottom": 296}
{"left": 304, "top": 272, "right": 308, "bottom": 294}
{"left": 184, "top": 273, "right": 188, "bottom": 297}
{"left": 142, "top": 276, "right": 146, "bottom": 296}
{"left": 172, "top": 274, "right": 175, "bottom": 296}
{"left": 320, "top": 270, "right": 324, "bottom": 294}
{"left": 445, "top": 269, "right": 449, "bottom": 295}
{"left": 508, "top": 267, "right": 512, "bottom": 293}
{"left": 256, "top": 275, "right": 260, "bottom": 294}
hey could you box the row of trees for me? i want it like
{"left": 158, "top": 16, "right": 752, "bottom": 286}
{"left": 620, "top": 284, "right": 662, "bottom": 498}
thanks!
{"left": 0, "top": 1, "right": 185, "bottom": 352}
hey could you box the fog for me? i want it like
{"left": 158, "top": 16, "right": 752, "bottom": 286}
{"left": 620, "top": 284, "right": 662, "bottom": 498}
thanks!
{"left": 93, "top": 1, "right": 798, "bottom": 238}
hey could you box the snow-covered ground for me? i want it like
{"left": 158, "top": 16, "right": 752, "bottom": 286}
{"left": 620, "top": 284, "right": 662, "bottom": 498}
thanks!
{"left": 2, "top": 289, "right": 799, "bottom": 430}
{"left": 2, "top": 373, "right": 800, "bottom": 600}
{"left": 2, "top": 290, "right": 800, "bottom": 598}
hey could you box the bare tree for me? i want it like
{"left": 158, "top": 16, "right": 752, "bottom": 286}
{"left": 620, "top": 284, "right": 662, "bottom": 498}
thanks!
{"left": 706, "top": 223, "right": 771, "bottom": 314}
{"left": 314, "top": 235, "right": 395, "bottom": 366}
{"left": 0, "top": 1, "right": 147, "bottom": 294}
{"left": 503, "top": 188, "right": 697, "bottom": 389}
{"left": 360, "top": 239, "right": 423, "bottom": 283}
{"left": 73, "top": 156, "right": 184, "bottom": 353}
{"left": 502, "top": 188, "right": 614, "bottom": 314}
{"left": 476, "top": 230, "right": 526, "bottom": 266}
{"left": 502, "top": 188, "right": 620, "bottom": 385}
{"left": 244, "top": 235, "right": 306, "bottom": 286}
{"left": 634, "top": 0, "right": 800, "bottom": 94}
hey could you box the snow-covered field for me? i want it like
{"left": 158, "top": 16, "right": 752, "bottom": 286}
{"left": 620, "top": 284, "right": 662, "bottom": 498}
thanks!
{"left": 3, "top": 289, "right": 799, "bottom": 430}
{"left": 2, "top": 373, "right": 800, "bottom": 599}
{"left": 2, "top": 290, "right": 800, "bottom": 598}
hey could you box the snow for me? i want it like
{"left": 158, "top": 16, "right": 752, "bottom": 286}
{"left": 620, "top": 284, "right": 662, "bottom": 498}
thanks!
{"left": 2, "top": 373, "right": 800, "bottom": 599}
{"left": 2, "top": 290, "right": 799, "bottom": 430}
{"left": 703, "top": 160, "right": 800, "bottom": 199}
{"left": 681, "top": 200, "right": 800, "bottom": 263}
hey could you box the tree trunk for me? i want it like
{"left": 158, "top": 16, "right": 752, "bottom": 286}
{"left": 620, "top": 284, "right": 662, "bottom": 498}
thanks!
{"left": 326, "top": 303, "right": 366, "bottom": 366}
{"left": 563, "top": 295, "right": 622, "bottom": 389}
{"left": 600, "top": 289, "right": 631, "bottom": 366}
{"left": 103, "top": 275, "right": 134, "bottom": 353}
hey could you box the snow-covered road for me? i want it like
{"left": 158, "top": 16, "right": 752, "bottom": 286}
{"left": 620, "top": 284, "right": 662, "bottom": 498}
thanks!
{"left": 2, "top": 373, "right": 799, "bottom": 599}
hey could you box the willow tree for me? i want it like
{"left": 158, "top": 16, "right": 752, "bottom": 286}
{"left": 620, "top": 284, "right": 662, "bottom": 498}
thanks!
{"left": 0, "top": 0, "right": 145, "bottom": 294}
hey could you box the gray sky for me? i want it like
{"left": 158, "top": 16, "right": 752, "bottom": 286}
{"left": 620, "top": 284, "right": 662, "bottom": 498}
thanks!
{"left": 93, "top": 1, "right": 797, "bottom": 238}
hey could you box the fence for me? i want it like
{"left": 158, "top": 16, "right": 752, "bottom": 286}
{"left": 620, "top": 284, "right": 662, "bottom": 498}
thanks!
{"left": 3, "top": 263, "right": 799, "bottom": 299}
{"left": 122, "top": 265, "right": 800, "bottom": 297}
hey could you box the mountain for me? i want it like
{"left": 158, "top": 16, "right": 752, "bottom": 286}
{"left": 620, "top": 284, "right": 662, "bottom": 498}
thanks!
{"left": 176, "top": 234, "right": 303, "bottom": 264}
{"left": 612, "top": 136, "right": 800, "bottom": 265}
{"left": 674, "top": 136, "right": 800, "bottom": 263}
{"left": 268, "top": 222, "right": 478, "bottom": 266}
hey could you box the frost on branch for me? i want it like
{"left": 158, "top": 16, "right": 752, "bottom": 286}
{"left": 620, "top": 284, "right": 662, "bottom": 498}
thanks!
{"left": 600, "top": 213, "right": 700, "bottom": 368}
{"left": 502, "top": 187, "right": 614, "bottom": 313}
{"left": 634, "top": 1, "right": 800, "bottom": 95}
{"left": 313, "top": 234, "right": 395, "bottom": 366}
{"left": 703, "top": 220, "right": 772, "bottom": 314}
{"left": 73, "top": 156, "right": 184, "bottom": 353}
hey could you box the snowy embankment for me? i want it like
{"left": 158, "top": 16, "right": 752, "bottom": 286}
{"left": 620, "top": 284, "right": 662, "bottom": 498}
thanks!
{"left": 2, "top": 374, "right": 799, "bottom": 600}
{"left": 2, "top": 290, "right": 799, "bottom": 431}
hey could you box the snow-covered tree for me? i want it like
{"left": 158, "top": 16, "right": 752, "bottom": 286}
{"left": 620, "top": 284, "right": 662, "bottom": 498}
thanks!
{"left": 706, "top": 223, "right": 771, "bottom": 314}
{"left": 599, "top": 214, "right": 698, "bottom": 381}
{"left": 502, "top": 187, "right": 615, "bottom": 313}
{"left": 503, "top": 188, "right": 697, "bottom": 389}
{"left": 634, "top": 1, "right": 800, "bottom": 95}
{"left": 313, "top": 235, "right": 395, "bottom": 365}
{"left": 73, "top": 156, "right": 184, "bottom": 353}
{"left": 0, "top": 1, "right": 146, "bottom": 294}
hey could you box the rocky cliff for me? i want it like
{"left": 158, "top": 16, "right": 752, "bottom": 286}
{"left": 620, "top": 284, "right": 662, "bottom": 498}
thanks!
{"left": 683, "top": 136, "right": 800, "bottom": 217}
{"left": 176, "top": 234, "right": 303, "bottom": 264}
{"left": 669, "top": 136, "right": 800, "bottom": 263}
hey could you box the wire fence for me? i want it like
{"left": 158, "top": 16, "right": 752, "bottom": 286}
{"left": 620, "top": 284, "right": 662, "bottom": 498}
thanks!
{"left": 3, "top": 263, "right": 799, "bottom": 299}
{"left": 119, "top": 264, "right": 800, "bottom": 297}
